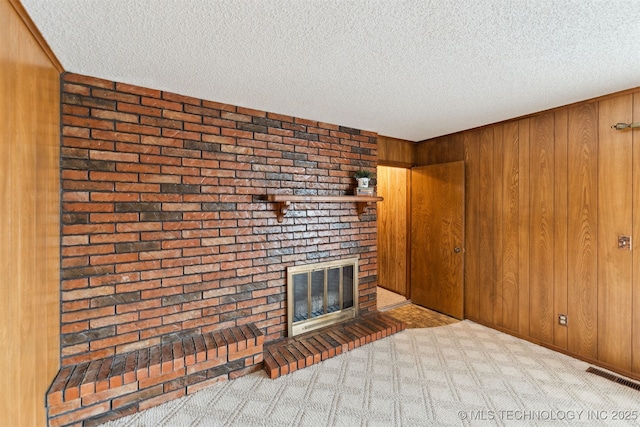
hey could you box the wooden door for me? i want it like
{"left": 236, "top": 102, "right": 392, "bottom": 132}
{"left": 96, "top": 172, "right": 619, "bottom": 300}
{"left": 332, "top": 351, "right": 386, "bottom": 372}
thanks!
{"left": 377, "top": 166, "right": 410, "bottom": 296}
{"left": 411, "top": 162, "right": 465, "bottom": 319}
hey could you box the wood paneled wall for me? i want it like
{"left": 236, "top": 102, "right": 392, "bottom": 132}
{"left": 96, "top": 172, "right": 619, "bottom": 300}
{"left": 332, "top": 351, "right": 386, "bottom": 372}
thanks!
{"left": 378, "top": 135, "right": 416, "bottom": 166}
{"left": 415, "top": 133, "right": 465, "bottom": 166}
{"left": 1, "top": 0, "right": 62, "bottom": 425}
{"left": 417, "top": 89, "right": 640, "bottom": 379}
{"left": 377, "top": 136, "right": 414, "bottom": 297}
{"left": 377, "top": 166, "right": 410, "bottom": 296}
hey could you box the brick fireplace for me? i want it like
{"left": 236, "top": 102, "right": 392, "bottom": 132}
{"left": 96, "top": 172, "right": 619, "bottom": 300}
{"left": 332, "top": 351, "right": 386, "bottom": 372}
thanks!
{"left": 287, "top": 257, "right": 359, "bottom": 337}
{"left": 52, "top": 73, "right": 379, "bottom": 425}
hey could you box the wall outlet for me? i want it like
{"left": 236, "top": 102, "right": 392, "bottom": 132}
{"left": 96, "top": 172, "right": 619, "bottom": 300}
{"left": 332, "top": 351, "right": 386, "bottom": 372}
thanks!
{"left": 558, "top": 314, "right": 568, "bottom": 326}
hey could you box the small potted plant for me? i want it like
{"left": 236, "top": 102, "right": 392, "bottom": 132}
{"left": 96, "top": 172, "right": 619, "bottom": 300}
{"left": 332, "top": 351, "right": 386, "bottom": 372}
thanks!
{"left": 354, "top": 170, "right": 374, "bottom": 188}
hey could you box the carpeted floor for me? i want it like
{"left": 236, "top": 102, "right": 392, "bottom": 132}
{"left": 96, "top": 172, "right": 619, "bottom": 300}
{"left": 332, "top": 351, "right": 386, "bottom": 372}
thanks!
{"left": 100, "top": 321, "right": 640, "bottom": 427}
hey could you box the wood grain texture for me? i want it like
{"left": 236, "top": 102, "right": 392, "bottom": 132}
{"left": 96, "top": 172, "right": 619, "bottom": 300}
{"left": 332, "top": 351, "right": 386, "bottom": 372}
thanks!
{"left": 415, "top": 135, "right": 465, "bottom": 166}
{"left": 492, "top": 125, "right": 504, "bottom": 326}
{"left": 377, "top": 166, "right": 409, "bottom": 296}
{"left": 597, "top": 95, "right": 633, "bottom": 370}
{"left": 567, "top": 102, "right": 598, "bottom": 359}
{"left": 411, "top": 163, "right": 465, "bottom": 319}
{"left": 406, "top": 168, "right": 412, "bottom": 299}
{"left": 7, "top": 0, "right": 63, "bottom": 72}
{"left": 463, "top": 131, "right": 480, "bottom": 319}
{"left": 528, "top": 112, "right": 555, "bottom": 344}
{"left": 501, "top": 121, "right": 520, "bottom": 332}
{"left": 377, "top": 135, "right": 416, "bottom": 166}
{"left": 633, "top": 93, "right": 640, "bottom": 374}
{"left": 478, "top": 128, "right": 495, "bottom": 323}
{"left": 410, "top": 167, "right": 431, "bottom": 310}
{"left": 415, "top": 87, "right": 640, "bottom": 378}
{"left": 1, "top": 0, "right": 61, "bottom": 425}
{"left": 518, "top": 119, "right": 531, "bottom": 337}
{"left": 553, "top": 109, "right": 568, "bottom": 349}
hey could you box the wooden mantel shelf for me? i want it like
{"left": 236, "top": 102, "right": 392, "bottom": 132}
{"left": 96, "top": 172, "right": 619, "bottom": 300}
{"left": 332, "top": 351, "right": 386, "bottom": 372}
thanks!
{"left": 266, "top": 194, "right": 384, "bottom": 222}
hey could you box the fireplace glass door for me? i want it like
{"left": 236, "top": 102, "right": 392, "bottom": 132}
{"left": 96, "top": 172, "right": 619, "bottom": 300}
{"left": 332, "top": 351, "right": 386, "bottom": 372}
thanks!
{"left": 287, "top": 258, "right": 358, "bottom": 336}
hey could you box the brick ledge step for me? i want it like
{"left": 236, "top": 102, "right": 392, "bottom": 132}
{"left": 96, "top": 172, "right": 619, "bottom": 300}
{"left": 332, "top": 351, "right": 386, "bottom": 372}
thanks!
{"left": 263, "top": 311, "right": 406, "bottom": 379}
{"left": 46, "top": 324, "right": 264, "bottom": 427}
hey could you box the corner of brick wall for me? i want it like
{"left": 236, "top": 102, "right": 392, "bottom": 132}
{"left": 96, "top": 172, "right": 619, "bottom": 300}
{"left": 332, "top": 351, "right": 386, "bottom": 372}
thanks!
{"left": 59, "top": 72, "right": 379, "bottom": 367}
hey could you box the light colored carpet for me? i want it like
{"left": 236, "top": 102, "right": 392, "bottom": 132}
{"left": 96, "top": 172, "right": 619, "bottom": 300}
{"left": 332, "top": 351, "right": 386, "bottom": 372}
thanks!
{"left": 101, "top": 321, "right": 640, "bottom": 427}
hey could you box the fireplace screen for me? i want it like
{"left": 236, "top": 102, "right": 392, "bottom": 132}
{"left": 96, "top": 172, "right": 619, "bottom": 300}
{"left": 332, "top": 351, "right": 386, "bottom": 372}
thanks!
{"left": 287, "top": 257, "right": 358, "bottom": 336}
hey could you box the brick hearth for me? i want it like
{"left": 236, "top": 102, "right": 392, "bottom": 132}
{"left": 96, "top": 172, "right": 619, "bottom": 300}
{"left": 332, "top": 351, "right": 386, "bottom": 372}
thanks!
{"left": 264, "top": 311, "right": 406, "bottom": 379}
{"left": 46, "top": 314, "right": 405, "bottom": 426}
{"left": 47, "top": 325, "right": 264, "bottom": 427}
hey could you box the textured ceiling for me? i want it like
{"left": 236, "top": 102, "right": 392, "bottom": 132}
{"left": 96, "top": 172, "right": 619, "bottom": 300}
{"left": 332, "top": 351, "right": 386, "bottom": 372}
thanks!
{"left": 21, "top": 0, "right": 640, "bottom": 141}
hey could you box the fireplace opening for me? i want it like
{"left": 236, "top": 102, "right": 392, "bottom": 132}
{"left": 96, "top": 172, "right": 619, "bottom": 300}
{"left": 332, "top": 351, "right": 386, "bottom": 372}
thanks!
{"left": 287, "top": 257, "right": 359, "bottom": 336}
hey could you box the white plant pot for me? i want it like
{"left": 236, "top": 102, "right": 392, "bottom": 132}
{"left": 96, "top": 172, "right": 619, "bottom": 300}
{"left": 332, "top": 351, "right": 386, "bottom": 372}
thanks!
{"left": 356, "top": 177, "right": 370, "bottom": 188}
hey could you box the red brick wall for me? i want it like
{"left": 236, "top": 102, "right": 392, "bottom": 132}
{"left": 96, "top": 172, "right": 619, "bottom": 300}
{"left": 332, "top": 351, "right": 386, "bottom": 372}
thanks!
{"left": 60, "top": 73, "right": 378, "bottom": 366}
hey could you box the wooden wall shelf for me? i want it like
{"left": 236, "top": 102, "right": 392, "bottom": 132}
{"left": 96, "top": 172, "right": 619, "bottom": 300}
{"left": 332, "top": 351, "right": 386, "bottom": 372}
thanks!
{"left": 266, "top": 194, "right": 384, "bottom": 222}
